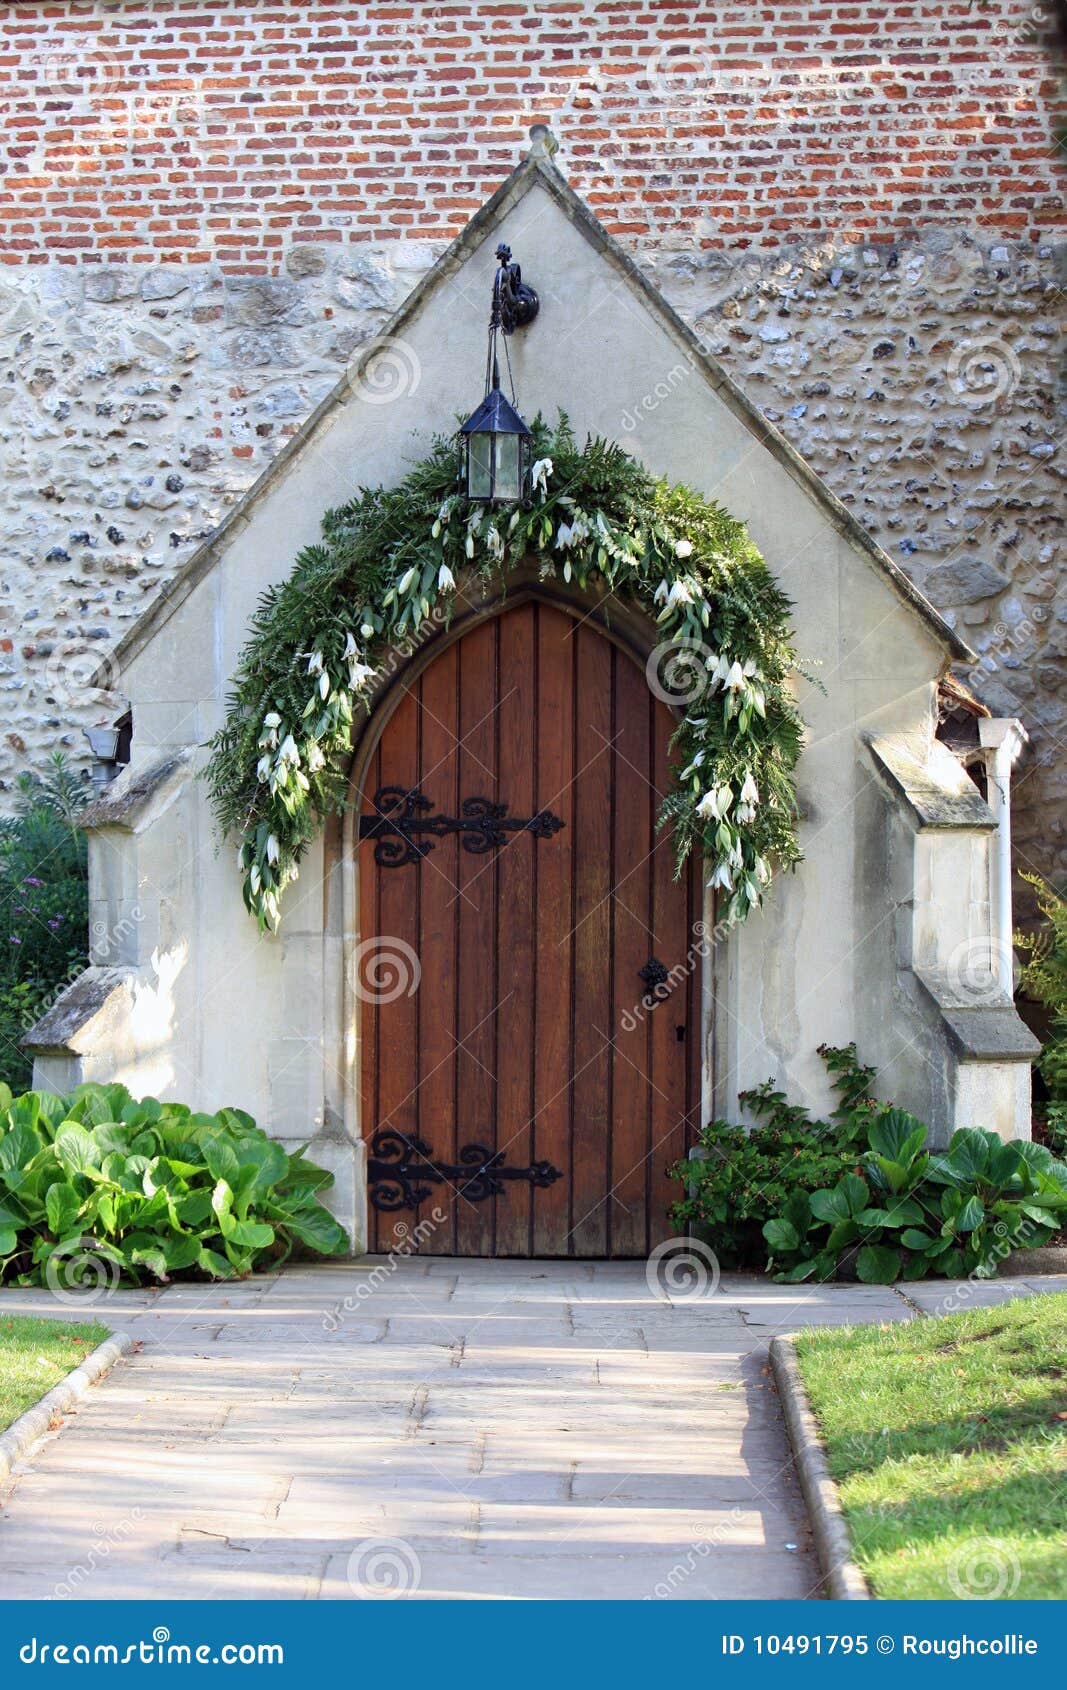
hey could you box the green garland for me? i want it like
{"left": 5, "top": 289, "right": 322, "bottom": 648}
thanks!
{"left": 206, "top": 418, "right": 805, "bottom": 931}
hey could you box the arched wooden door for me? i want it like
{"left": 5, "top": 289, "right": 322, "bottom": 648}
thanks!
{"left": 356, "top": 600, "right": 702, "bottom": 1258}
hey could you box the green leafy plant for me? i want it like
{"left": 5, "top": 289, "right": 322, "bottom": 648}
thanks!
{"left": 206, "top": 417, "right": 805, "bottom": 931}
{"left": 764, "top": 1121, "right": 1067, "bottom": 1285}
{"left": 0, "top": 755, "right": 90, "bottom": 1091}
{"left": 669, "top": 1043, "right": 875, "bottom": 1267}
{"left": 0, "top": 1080, "right": 348, "bottom": 1286}
{"left": 673, "top": 1043, "right": 1067, "bottom": 1282}
{"left": 1016, "top": 871, "right": 1067, "bottom": 1104}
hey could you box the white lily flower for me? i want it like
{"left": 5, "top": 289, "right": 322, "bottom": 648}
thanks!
{"left": 555, "top": 521, "right": 574, "bottom": 550}
{"left": 724, "top": 660, "right": 746, "bottom": 693}
{"left": 739, "top": 772, "right": 759, "bottom": 807}
{"left": 348, "top": 661, "right": 375, "bottom": 689}
{"left": 342, "top": 631, "right": 358, "bottom": 660}
{"left": 531, "top": 456, "right": 553, "bottom": 494}
{"left": 736, "top": 803, "right": 756, "bottom": 825}
{"left": 743, "top": 657, "right": 759, "bottom": 678}
{"left": 307, "top": 743, "right": 325, "bottom": 772}
{"left": 485, "top": 526, "right": 504, "bottom": 560}
{"left": 708, "top": 860, "right": 734, "bottom": 893}
{"left": 265, "top": 834, "right": 280, "bottom": 865}
{"left": 695, "top": 784, "right": 733, "bottom": 821}
{"left": 263, "top": 711, "right": 281, "bottom": 728}
{"left": 755, "top": 856, "right": 772, "bottom": 885}
{"left": 438, "top": 563, "right": 457, "bottom": 592}
{"left": 653, "top": 579, "right": 670, "bottom": 606}
{"left": 256, "top": 754, "right": 271, "bottom": 783}
{"left": 674, "top": 539, "right": 693, "bottom": 558}
{"left": 278, "top": 734, "right": 300, "bottom": 765}
{"left": 667, "top": 579, "right": 695, "bottom": 608}
{"left": 306, "top": 650, "right": 324, "bottom": 676}
{"left": 398, "top": 566, "right": 418, "bottom": 595}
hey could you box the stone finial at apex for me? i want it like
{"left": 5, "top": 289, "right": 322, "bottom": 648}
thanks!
{"left": 527, "top": 123, "right": 560, "bottom": 162}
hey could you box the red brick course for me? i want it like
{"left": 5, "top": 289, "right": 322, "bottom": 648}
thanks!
{"left": 0, "top": 0, "right": 1061, "bottom": 268}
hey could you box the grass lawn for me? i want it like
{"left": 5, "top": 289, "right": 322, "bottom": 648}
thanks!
{"left": 796, "top": 1293, "right": 1067, "bottom": 1600}
{"left": 0, "top": 1314, "right": 108, "bottom": 1434}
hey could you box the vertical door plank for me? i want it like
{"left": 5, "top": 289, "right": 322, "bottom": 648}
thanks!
{"left": 360, "top": 606, "right": 705, "bottom": 1260}
{"left": 648, "top": 696, "right": 694, "bottom": 1249}
{"left": 494, "top": 606, "right": 537, "bottom": 1256}
{"left": 532, "top": 606, "right": 575, "bottom": 1257}
{"left": 415, "top": 643, "right": 461, "bottom": 1255}
{"left": 608, "top": 653, "right": 654, "bottom": 1257}
{"left": 570, "top": 626, "right": 613, "bottom": 1257}
{"left": 454, "top": 619, "right": 499, "bottom": 1258}
{"left": 368, "top": 686, "right": 421, "bottom": 1255}
{"left": 359, "top": 741, "right": 381, "bottom": 1250}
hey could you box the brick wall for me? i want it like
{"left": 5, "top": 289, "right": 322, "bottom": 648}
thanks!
{"left": 0, "top": 0, "right": 1063, "bottom": 895}
{"left": 1, "top": 0, "right": 1062, "bottom": 262}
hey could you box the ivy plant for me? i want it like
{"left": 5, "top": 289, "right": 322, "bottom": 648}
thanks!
{"left": 206, "top": 418, "right": 805, "bottom": 931}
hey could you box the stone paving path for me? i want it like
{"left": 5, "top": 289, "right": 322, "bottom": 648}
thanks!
{"left": 0, "top": 1260, "right": 1059, "bottom": 1600}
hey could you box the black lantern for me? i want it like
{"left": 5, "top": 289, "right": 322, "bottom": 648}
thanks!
{"left": 458, "top": 244, "right": 538, "bottom": 505}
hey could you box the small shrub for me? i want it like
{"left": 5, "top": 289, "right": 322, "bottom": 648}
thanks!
{"left": 0, "top": 756, "right": 90, "bottom": 1091}
{"left": 669, "top": 1043, "right": 876, "bottom": 1267}
{"left": 0, "top": 1081, "right": 348, "bottom": 1286}
{"left": 672, "top": 1044, "right": 1067, "bottom": 1283}
{"left": 765, "top": 1118, "right": 1067, "bottom": 1283}
{"left": 1016, "top": 871, "right": 1067, "bottom": 1103}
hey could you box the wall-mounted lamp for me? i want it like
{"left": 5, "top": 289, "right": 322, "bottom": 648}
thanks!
{"left": 458, "top": 243, "right": 538, "bottom": 506}
{"left": 83, "top": 723, "right": 122, "bottom": 794}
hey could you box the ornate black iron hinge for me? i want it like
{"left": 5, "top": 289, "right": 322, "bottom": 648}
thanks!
{"left": 368, "top": 1129, "right": 563, "bottom": 1212}
{"left": 358, "top": 786, "right": 564, "bottom": 868}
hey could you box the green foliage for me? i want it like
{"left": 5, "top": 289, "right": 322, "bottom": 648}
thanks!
{"left": 768, "top": 1119, "right": 1067, "bottom": 1284}
{"left": 669, "top": 1043, "right": 875, "bottom": 1267}
{"left": 672, "top": 1043, "right": 1067, "bottom": 1282}
{"left": 1016, "top": 871, "right": 1067, "bottom": 1102}
{"left": 206, "top": 418, "right": 805, "bottom": 931}
{"left": 0, "top": 1080, "right": 348, "bottom": 1287}
{"left": 0, "top": 755, "right": 90, "bottom": 1091}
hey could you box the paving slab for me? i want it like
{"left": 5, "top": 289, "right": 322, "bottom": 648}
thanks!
{"left": 0, "top": 1259, "right": 1055, "bottom": 1599}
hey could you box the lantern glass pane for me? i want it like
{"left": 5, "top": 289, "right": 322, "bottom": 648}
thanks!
{"left": 468, "top": 433, "right": 493, "bottom": 500}
{"left": 494, "top": 432, "right": 520, "bottom": 501}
